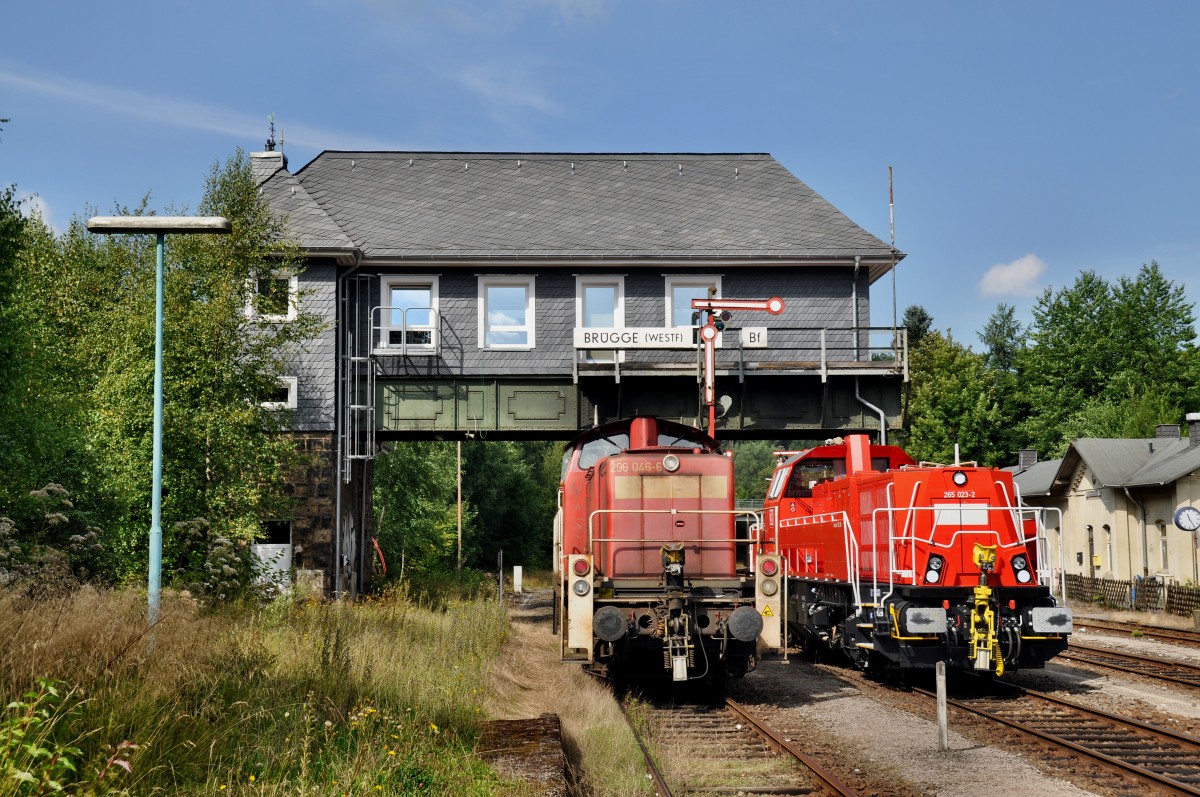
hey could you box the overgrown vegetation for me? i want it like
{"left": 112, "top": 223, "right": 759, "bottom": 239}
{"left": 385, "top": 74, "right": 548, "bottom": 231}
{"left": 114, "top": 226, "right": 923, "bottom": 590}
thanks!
{"left": 0, "top": 585, "right": 513, "bottom": 796}
{"left": 902, "top": 262, "right": 1200, "bottom": 464}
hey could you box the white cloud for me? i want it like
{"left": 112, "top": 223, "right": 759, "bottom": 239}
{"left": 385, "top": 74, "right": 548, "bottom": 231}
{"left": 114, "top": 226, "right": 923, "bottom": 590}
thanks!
{"left": 978, "top": 254, "right": 1048, "bottom": 298}
{"left": 16, "top": 191, "right": 54, "bottom": 232}
{"left": 0, "top": 68, "right": 398, "bottom": 152}
{"left": 456, "top": 62, "right": 557, "bottom": 118}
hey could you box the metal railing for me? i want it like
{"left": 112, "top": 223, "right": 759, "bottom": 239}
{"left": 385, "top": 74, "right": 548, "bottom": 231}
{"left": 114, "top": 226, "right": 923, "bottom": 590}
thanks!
{"left": 574, "top": 325, "right": 908, "bottom": 383}
{"left": 371, "top": 305, "right": 440, "bottom": 356}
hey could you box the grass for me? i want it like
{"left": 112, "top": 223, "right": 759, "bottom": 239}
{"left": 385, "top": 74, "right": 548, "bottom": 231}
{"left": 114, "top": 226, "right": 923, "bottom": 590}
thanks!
{"left": 482, "top": 589, "right": 651, "bottom": 797}
{"left": 0, "top": 583, "right": 518, "bottom": 796}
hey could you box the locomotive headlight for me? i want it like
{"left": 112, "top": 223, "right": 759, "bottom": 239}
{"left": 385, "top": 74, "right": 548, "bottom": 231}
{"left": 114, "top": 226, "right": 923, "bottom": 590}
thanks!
{"left": 662, "top": 454, "right": 681, "bottom": 472}
{"left": 760, "top": 578, "right": 778, "bottom": 597}
{"left": 760, "top": 558, "right": 779, "bottom": 577}
{"left": 1011, "top": 555, "right": 1033, "bottom": 583}
{"left": 952, "top": 471, "right": 968, "bottom": 486}
{"left": 572, "top": 558, "right": 591, "bottom": 577}
{"left": 925, "top": 555, "right": 945, "bottom": 584}
{"left": 572, "top": 579, "right": 591, "bottom": 597}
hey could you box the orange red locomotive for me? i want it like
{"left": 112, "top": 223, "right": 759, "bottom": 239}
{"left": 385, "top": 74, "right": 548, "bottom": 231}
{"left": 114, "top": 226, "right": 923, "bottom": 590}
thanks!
{"left": 761, "top": 436, "right": 1072, "bottom": 676}
{"left": 553, "top": 416, "right": 782, "bottom": 686}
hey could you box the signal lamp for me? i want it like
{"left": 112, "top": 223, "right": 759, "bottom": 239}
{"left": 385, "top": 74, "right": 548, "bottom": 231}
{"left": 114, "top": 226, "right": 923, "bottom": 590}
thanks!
{"left": 572, "top": 579, "right": 591, "bottom": 596}
{"left": 572, "top": 558, "right": 591, "bottom": 576}
{"left": 952, "top": 471, "right": 968, "bottom": 486}
{"left": 760, "top": 579, "right": 778, "bottom": 597}
{"left": 925, "top": 554, "right": 945, "bottom": 584}
{"left": 760, "top": 558, "right": 779, "bottom": 577}
{"left": 1012, "top": 555, "right": 1033, "bottom": 583}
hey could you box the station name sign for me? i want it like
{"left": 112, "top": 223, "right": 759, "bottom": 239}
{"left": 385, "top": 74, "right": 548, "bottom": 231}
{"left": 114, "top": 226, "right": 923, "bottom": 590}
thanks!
{"left": 573, "top": 327, "right": 694, "bottom": 349}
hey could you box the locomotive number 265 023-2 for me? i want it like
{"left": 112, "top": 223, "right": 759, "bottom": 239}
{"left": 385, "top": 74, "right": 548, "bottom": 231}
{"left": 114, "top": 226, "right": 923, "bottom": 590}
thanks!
{"left": 941, "top": 490, "right": 977, "bottom": 498}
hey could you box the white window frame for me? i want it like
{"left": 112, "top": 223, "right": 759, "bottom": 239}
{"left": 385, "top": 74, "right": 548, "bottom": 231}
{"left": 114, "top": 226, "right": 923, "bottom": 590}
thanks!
{"left": 478, "top": 275, "right": 536, "bottom": 350}
{"left": 249, "top": 270, "right": 298, "bottom": 323}
{"left": 576, "top": 275, "right": 625, "bottom": 363}
{"left": 665, "top": 274, "right": 723, "bottom": 345}
{"left": 380, "top": 275, "right": 439, "bottom": 353}
{"left": 262, "top": 376, "right": 297, "bottom": 410}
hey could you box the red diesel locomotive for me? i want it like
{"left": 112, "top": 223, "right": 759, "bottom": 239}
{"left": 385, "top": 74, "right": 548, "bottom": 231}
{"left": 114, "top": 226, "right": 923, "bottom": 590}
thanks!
{"left": 553, "top": 416, "right": 782, "bottom": 686}
{"left": 761, "top": 436, "right": 1072, "bottom": 676}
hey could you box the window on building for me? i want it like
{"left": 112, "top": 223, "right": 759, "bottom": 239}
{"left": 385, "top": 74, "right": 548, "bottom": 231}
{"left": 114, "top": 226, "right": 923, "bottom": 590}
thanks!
{"left": 1104, "top": 525, "right": 1113, "bottom": 574}
{"left": 479, "top": 276, "right": 535, "bottom": 349}
{"left": 664, "top": 275, "right": 722, "bottom": 328}
{"left": 576, "top": 276, "right": 624, "bottom": 362}
{"left": 262, "top": 376, "right": 297, "bottom": 410}
{"left": 251, "top": 271, "right": 298, "bottom": 322}
{"left": 382, "top": 276, "right": 439, "bottom": 351}
{"left": 257, "top": 520, "right": 292, "bottom": 545}
{"left": 1159, "top": 523, "right": 1169, "bottom": 571}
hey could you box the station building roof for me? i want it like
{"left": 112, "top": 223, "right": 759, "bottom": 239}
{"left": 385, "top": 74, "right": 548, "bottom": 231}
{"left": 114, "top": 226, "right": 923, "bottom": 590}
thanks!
{"left": 252, "top": 150, "right": 901, "bottom": 277}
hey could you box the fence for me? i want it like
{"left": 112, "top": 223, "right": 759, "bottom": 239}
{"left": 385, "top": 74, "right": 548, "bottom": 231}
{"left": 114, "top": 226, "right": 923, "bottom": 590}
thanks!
{"left": 1064, "top": 574, "right": 1200, "bottom": 616}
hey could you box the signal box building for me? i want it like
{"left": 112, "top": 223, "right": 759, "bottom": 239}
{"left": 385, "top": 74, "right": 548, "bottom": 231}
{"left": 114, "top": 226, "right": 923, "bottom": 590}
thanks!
{"left": 250, "top": 149, "right": 907, "bottom": 596}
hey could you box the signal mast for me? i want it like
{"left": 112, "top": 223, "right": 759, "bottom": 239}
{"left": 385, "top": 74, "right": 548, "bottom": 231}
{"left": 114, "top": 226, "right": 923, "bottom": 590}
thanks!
{"left": 690, "top": 295, "right": 785, "bottom": 438}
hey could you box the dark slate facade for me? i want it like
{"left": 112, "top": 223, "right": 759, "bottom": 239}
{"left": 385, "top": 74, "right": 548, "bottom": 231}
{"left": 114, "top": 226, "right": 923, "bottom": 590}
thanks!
{"left": 252, "top": 149, "right": 908, "bottom": 596}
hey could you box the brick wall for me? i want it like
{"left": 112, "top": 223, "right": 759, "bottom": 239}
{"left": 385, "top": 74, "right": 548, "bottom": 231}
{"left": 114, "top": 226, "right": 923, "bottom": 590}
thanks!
{"left": 288, "top": 431, "right": 335, "bottom": 591}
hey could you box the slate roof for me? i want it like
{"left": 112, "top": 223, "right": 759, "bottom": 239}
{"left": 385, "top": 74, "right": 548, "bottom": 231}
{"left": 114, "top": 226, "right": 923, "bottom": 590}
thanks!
{"left": 260, "top": 151, "right": 901, "bottom": 274}
{"left": 1012, "top": 436, "right": 1200, "bottom": 497}
{"left": 1008, "top": 459, "right": 1061, "bottom": 497}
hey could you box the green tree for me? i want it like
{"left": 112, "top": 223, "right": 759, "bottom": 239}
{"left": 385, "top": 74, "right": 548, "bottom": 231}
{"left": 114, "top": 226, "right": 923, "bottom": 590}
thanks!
{"left": 906, "top": 331, "right": 1005, "bottom": 466}
{"left": 83, "top": 152, "right": 325, "bottom": 579}
{"left": 729, "top": 440, "right": 779, "bottom": 501}
{"left": 1017, "top": 265, "right": 1197, "bottom": 456}
{"left": 978, "top": 302, "right": 1024, "bottom": 373}
{"left": 902, "top": 304, "right": 933, "bottom": 350}
{"left": 373, "top": 442, "right": 462, "bottom": 577}
{"left": 1018, "top": 271, "right": 1116, "bottom": 455}
{"left": 460, "top": 441, "right": 554, "bottom": 571}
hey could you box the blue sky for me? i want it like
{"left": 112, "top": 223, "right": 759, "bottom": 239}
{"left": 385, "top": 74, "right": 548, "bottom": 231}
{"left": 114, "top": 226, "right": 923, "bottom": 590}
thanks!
{"left": 3, "top": 1, "right": 1197, "bottom": 346}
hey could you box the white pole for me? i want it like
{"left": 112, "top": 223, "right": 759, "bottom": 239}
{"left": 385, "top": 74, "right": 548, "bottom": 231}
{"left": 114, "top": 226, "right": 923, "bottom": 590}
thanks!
{"left": 513, "top": 565, "right": 523, "bottom": 594}
{"left": 936, "top": 660, "right": 949, "bottom": 751}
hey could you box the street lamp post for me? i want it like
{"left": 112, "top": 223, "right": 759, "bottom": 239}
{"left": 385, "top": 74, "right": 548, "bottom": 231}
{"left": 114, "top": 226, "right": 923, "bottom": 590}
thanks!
{"left": 86, "top": 216, "right": 232, "bottom": 628}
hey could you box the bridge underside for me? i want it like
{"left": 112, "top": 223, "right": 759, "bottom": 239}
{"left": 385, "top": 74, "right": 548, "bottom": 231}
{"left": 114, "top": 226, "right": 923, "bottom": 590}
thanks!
{"left": 374, "top": 374, "right": 904, "bottom": 441}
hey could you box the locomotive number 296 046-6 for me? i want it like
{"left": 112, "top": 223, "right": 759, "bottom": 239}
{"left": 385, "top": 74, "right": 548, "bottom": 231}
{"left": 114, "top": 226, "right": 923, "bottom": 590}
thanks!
{"left": 610, "top": 460, "right": 664, "bottom": 474}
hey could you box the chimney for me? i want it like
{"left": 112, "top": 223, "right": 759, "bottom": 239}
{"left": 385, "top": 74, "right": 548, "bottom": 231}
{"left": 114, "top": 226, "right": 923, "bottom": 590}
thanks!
{"left": 1189, "top": 412, "right": 1200, "bottom": 448}
{"left": 1155, "top": 424, "right": 1180, "bottom": 439}
{"left": 1018, "top": 449, "right": 1038, "bottom": 470}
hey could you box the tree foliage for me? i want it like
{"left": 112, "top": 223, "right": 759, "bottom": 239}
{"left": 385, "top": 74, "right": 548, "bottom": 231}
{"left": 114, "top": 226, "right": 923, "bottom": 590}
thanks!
{"left": 902, "top": 304, "right": 933, "bottom": 351}
{"left": 0, "top": 151, "right": 324, "bottom": 588}
{"left": 1018, "top": 264, "right": 1197, "bottom": 456}
{"left": 906, "top": 331, "right": 1005, "bottom": 466}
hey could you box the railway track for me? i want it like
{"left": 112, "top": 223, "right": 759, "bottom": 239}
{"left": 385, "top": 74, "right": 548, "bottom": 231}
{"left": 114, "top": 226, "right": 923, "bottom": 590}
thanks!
{"left": 620, "top": 697, "right": 860, "bottom": 797}
{"left": 1060, "top": 640, "right": 1200, "bottom": 690}
{"left": 913, "top": 679, "right": 1200, "bottom": 795}
{"left": 1075, "top": 618, "right": 1200, "bottom": 646}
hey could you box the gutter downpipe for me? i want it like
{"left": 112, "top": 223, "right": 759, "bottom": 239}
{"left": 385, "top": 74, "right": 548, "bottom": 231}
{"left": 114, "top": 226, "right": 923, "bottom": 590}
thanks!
{"left": 1123, "top": 486, "right": 1149, "bottom": 578}
{"left": 334, "top": 251, "right": 364, "bottom": 599}
{"left": 850, "top": 256, "right": 887, "bottom": 444}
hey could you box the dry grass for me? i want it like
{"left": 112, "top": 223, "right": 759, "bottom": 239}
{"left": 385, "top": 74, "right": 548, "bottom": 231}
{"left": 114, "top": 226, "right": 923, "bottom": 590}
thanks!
{"left": 0, "top": 585, "right": 515, "bottom": 796}
{"left": 483, "top": 591, "right": 651, "bottom": 797}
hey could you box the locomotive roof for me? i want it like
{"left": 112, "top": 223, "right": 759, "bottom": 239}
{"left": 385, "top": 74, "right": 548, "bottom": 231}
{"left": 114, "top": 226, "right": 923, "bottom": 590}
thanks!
{"left": 564, "top": 417, "right": 720, "bottom": 452}
{"left": 776, "top": 440, "right": 916, "bottom": 469}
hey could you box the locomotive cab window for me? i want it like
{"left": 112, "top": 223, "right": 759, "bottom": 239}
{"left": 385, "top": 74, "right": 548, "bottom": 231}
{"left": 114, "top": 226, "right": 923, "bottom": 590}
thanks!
{"left": 785, "top": 459, "right": 845, "bottom": 498}
{"left": 578, "top": 434, "right": 629, "bottom": 469}
{"left": 767, "top": 468, "right": 789, "bottom": 500}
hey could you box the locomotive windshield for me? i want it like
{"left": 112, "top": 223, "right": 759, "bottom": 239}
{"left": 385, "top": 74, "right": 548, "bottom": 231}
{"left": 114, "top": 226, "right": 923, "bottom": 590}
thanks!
{"left": 785, "top": 459, "right": 845, "bottom": 498}
{"left": 577, "top": 434, "right": 629, "bottom": 469}
{"left": 656, "top": 431, "right": 711, "bottom": 450}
